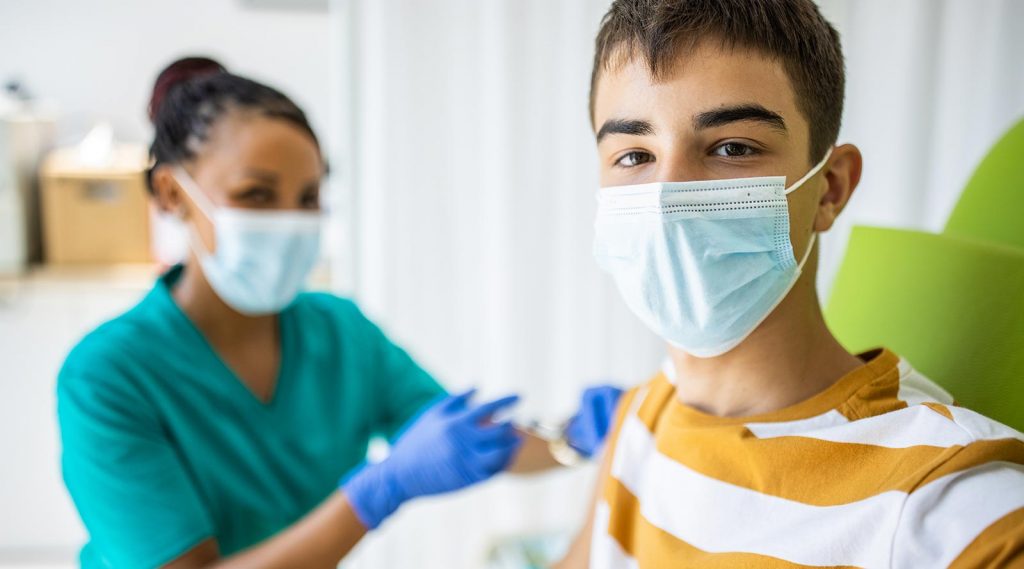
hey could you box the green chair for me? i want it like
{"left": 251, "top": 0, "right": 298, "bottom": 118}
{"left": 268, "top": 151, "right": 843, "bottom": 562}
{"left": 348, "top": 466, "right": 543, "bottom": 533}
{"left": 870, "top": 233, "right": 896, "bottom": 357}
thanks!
{"left": 945, "top": 118, "right": 1024, "bottom": 250}
{"left": 825, "top": 118, "right": 1024, "bottom": 431}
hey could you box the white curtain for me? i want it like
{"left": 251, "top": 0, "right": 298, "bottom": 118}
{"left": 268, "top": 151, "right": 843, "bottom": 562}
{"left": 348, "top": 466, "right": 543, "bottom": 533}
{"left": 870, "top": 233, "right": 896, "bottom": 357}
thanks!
{"left": 325, "top": 1, "right": 1024, "bottom": 567}
{"left": 816, "top": 0, "right": 1024, "bottom": 293}
{"left": 327, "top": 1, "right": 659, "bottom": 567}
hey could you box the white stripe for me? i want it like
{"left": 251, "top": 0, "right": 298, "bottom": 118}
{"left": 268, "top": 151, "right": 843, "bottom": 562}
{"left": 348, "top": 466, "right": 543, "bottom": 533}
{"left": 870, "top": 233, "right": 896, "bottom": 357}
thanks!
{"left": 748, "top": 361, "right": 957, "bottom": 444}
{"left": 611, "top": 415, "right": 658, "bottom": 486}
{"left": 612, "top": 415, "right": 902, "bottom": 568}
{"left": 745, "top": 409, "right": 849, "bottom": 438}
{"left": 897, "top": 361, "right": 955, "bottom": 406}
{"left": 948, "top": 406, "right": 1024, "bottom": 442}
{"left": 661, "top": 357, "right": 675, "bottom": 385}
{"left": 609, "top": 385, "right": 654, "bottom": 480}
{"left": 589, "top": 385, "right": 651, "bottom": 569}
{"left": 892, "top": 462, "right": 1024, "bottom": 569}
{"left": 590, "top": 501, "right": 640, "bottom": 569}
{"left": 752, "top": 403, "right": 1024, "bottom": 449}
{"left": 752, "top": 404, "right": 976, "bottom": 448}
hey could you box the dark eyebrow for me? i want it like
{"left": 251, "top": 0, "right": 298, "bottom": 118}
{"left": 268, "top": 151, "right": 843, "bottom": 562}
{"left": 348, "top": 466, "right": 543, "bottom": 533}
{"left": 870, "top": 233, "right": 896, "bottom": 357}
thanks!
{"left": 694, "top": 104, "right": 787, "bottom": 132}
{"left": 243, "top": 168, "right": 280, "bottom": 182}
{"left": 596, "top": 118, "right": 655, "bottom": 143}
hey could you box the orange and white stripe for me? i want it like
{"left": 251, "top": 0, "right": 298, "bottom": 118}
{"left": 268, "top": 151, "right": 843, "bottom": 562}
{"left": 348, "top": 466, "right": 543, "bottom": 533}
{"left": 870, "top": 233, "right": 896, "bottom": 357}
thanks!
{"left": 590, "top": 349, "right": 1024, "bottom": 568}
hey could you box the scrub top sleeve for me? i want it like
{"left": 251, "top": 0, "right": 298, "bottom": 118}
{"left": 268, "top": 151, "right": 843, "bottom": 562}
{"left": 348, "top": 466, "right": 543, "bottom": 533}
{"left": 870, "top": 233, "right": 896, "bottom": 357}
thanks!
{"left": 344, "top": 301, "right": 447, "bottom": 440}
{"left": 377, "top": 339, "right": 447, "bottom": 440}
{"left": 58, "top": 366, "right": 214, "bottom": 568}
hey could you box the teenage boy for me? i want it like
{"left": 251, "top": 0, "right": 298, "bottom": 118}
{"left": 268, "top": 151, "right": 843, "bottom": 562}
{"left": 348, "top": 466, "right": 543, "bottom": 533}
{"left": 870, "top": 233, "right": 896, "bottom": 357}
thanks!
{"left": 557, "top": 1, "right": 1024, "bottom": 567}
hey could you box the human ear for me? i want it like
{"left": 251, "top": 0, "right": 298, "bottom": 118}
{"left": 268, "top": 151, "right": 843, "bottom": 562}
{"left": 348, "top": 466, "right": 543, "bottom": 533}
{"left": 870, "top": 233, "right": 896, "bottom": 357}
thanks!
{"left": 814, "top": 143, "right": 862, "bottom": 232}
{"left": 150, "top": 165, "right": 188, "bottom": 218}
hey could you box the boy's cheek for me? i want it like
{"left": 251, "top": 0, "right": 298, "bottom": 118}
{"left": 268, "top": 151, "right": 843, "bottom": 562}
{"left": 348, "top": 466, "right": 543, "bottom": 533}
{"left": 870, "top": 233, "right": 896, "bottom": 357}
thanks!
{"left": 786, "top": 190, "right": 824, "bottom": 243}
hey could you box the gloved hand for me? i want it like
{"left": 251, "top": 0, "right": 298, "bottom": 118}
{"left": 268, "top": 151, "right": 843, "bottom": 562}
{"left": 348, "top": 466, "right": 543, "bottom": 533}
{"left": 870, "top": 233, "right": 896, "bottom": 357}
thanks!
{"left": 564, "top": 385, "right": 624, "bottom": 458}
{"left": 342, "top": 390, "right": 522, "bottom": 529}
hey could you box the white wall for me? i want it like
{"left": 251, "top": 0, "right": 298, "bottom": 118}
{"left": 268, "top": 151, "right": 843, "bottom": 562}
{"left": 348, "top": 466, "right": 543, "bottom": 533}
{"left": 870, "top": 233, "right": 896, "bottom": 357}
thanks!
{"left": 0, "top": 0, "right": 331, "bottom": 149}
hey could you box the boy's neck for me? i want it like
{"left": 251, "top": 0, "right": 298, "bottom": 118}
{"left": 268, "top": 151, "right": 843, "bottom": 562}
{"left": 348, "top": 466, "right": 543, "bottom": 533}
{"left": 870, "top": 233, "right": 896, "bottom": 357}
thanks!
{"left": 669, "top": 267, "right": 864, "bottom": 418}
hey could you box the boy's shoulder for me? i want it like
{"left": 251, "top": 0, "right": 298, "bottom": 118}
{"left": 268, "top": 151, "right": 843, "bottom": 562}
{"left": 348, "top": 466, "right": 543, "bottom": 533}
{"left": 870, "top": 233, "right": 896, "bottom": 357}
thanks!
{"left": 601, "top": 353, "right": 1024, "bottom": 567}
{"left": 837, "top": 356, "right": 1022, "bottom": 452}
{"left": 616, "top": 368, "right": 677, "bottom": 432}
{"left": 616, "top": 352, "right": 1024, "bottom": 449}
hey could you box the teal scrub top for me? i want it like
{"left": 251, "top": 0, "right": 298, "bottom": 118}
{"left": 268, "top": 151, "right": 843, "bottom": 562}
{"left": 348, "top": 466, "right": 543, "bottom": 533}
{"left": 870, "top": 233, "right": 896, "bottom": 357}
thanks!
{"left": 57, "top": 265, "right": 446, "bottom": 568}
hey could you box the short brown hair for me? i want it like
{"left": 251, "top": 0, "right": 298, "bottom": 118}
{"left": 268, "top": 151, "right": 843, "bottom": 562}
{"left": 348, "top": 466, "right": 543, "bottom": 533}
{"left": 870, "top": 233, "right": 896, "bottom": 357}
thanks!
{"left": 590, "top": 0, "right": 845, "bottom": 163}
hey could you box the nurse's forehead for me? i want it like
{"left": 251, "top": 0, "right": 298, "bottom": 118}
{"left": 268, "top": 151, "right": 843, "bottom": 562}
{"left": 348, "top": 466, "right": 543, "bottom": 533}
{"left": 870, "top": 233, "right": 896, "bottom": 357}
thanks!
{"left": 191, "top": 113, "right": 323, "bottom": 179}
{"left": 592, "top": 46, "right": 806, "bottom": 138}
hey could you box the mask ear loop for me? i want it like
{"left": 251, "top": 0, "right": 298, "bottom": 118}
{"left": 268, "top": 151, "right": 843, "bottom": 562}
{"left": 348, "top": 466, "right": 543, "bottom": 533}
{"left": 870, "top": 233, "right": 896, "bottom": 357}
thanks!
{"left": 784, "top": 147, "right": 833, "bottom": 195}
{"left": 171, "top": 166, "right": 217, "bottom": 218}
{"left": 170, "top": 166, "right": 218, "bottom": 259}
{"left": 785, "top": 147, "right": 832, "bottom": 271}
{"left": 796, "top": 232, "right": 817, "bottom": 272}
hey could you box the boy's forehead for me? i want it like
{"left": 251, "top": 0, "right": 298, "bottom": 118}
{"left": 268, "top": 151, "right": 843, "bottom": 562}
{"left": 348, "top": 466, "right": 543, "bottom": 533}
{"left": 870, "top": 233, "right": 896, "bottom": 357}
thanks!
{"left": 593, "top": 43, "right": 804, "bottom": 135}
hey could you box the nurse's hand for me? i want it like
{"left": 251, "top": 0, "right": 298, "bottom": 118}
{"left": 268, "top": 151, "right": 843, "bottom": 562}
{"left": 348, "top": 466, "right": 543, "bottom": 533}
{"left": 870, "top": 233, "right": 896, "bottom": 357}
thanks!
{"left": 565, "top": 385, "right": 624, "bottom": 458}
{"left": 341, "top": 390, "right": 522, "bottom": 529}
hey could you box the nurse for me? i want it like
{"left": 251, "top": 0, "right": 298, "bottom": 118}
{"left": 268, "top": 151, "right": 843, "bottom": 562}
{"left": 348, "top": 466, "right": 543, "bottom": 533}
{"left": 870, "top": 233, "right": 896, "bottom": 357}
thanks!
{"left": 57, "top": 57, "right": 622, "bottom": 569}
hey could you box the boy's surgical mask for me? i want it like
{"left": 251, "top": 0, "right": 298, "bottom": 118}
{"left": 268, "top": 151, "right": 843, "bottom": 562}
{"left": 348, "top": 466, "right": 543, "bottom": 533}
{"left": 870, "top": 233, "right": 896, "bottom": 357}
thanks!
{"left": 172, "top": 167, "right": 322, "bottom": 316}
{"left": 592, "top": 149, "right": 832, "bottom": 357}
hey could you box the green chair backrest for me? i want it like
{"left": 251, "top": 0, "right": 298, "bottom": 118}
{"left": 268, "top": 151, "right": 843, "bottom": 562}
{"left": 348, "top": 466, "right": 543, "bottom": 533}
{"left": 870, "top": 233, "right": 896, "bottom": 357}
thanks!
{"left": 826, "top": 227, "right": 1024, "bottom": 430}
{"left": 826, "top": 117, "right": 1024, "bottom": 430}
{"left": 945, "top": 119, "right": 1024, "bottom": 250}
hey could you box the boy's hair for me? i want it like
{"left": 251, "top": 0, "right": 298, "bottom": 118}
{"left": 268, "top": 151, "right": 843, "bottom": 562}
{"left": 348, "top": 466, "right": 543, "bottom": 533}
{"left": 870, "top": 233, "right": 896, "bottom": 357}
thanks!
{"left": 590, "top": 0, "right": 844, "bottom": 163}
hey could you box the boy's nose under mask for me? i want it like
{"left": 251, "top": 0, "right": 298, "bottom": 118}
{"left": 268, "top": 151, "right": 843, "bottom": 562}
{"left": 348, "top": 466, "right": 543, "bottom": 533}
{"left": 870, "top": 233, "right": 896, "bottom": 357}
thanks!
{"left": 592, "top": 148, "right": 831, "bottom": 357}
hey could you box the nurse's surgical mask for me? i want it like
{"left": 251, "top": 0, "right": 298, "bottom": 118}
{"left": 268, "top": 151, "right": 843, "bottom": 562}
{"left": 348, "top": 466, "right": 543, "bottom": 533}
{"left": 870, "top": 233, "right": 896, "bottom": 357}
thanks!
{"left": 592, "top": 149, "right": 832, "bottom": 358}
{"left": 172, "top": 167, "right": 322, "bottom": 316}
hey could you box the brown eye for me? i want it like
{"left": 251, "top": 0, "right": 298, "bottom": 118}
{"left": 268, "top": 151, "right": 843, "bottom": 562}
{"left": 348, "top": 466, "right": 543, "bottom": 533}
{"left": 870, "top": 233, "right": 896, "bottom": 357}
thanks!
{"left": 301, "top": 191, "right": 320, "bottom": 209}
{"left": 237, "top": 187, "right": 275, "bottom": 205}
{"left": 615, "top": 151, "right": 654, "bottom": 168}
{"left": 713, "top": 142, "right": 755, "bottom": 157}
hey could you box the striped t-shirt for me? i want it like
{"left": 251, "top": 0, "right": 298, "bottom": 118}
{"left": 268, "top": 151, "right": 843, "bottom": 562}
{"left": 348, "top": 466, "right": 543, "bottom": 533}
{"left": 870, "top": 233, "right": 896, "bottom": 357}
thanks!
{"left": 591, "top": 349, "right": 1024, "bottom": 568}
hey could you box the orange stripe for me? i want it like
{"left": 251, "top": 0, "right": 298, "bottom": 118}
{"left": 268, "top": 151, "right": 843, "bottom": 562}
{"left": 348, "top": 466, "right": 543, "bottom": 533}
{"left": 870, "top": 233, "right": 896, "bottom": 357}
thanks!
{"left": 635, "top": 374, "right": 675, "bottom": 430}
{"left": 650, "top": 423, "right": 1024, "bottom": 506}
{"left": 601, "top": 386, "right": 641, "bottom": 479}
{"left": 600, "top": 476, "right": 858, "bottom": 569}
{"left": 835, "top": 356, "right": 906, "bottom": 420}
{"left": 949, "top": 507, "right": 1024, "bottom": 569}
{"left": 914, "top": 438, "right": 1024, "bottom": 489}
{"left": 602, "top": 471, "right": 641, "bottom": 555}
{"left": 614, "top": 352, "right": 1024, "bottom": 507}
{"left": 599, "top": 353, "right": 1024, "bottom": 566}
{"left": 923, "top": 402, "right": 955, "bottom": 421}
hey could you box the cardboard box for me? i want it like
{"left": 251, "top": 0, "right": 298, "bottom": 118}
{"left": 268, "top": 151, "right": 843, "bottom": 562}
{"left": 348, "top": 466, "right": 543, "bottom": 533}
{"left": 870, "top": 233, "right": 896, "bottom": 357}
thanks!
{"left": 40, "top": 146, "right": 152, "bottom": 264}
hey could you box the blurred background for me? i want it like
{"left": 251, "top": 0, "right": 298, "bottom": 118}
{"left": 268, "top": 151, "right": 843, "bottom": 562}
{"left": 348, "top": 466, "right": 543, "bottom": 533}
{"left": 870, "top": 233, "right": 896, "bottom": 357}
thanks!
{"left": 1, "top": 0, "right": 1022, "bottom": 567}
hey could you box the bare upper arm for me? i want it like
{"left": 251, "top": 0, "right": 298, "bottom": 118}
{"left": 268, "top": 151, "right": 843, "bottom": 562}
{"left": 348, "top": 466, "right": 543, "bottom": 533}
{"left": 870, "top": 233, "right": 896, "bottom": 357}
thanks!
{"left": 554, "top": 385, "right": 639, "bottom": 569}
{"left": 553, "top": 442, "right": 613, "bottom": 569}
{"left": 508, "top": 430, "right": 563, "bottom": 474}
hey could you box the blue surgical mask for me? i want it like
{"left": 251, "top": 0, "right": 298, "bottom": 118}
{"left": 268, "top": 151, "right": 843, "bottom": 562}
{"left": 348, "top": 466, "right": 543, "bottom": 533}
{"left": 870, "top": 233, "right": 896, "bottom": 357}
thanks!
{"left": 172, "top": 167, "right": 322, "bottom": 316}
{"left": 592, "top": 149, "right": 832, "bottom": 357}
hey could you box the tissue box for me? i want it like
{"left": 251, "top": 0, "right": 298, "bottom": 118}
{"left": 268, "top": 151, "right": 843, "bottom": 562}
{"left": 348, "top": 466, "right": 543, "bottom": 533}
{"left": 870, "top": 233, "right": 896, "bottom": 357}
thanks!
{"left": 40, "top": 146, "right": 151, "bottom": 264}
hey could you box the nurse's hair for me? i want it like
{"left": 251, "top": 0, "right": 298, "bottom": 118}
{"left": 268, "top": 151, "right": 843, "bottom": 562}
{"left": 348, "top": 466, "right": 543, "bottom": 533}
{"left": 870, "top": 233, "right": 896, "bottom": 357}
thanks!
{"left": 146, "top": 56, "right": 321, "bottom": 193}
